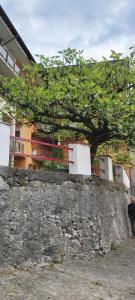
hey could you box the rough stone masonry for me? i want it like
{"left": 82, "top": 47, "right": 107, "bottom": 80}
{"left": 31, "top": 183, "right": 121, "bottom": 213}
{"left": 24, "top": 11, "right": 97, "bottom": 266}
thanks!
{"left": 0, "top": 166, "right": 130, "bottom": 267}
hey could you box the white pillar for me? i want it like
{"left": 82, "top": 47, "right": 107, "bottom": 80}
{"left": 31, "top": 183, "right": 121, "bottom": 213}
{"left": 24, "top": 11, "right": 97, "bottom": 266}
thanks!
{"left": 114, "top": 164, "right": 130, "bottom": 188}
{"left": 10, "top": 118, "right": 16, "bottom": 136}
{"left": 0, "top": 122, "right": 10, "bottom": 166}
{"left": 9, "top": 118, "right": 16, "bottom": 167}
{"left": 99, "top": 155, "right": 113, "bottom": 181}
{"left": 68, "top": 144, "right": 91, "bottom": 175}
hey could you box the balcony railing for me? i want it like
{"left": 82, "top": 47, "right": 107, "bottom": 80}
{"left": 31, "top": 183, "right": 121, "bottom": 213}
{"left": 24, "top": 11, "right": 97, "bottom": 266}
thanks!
{"left": 0, "top": 45, "right": 21, "bottom": 76}
{"left": 10, "top": 139, "right": 24, "bottom": 154}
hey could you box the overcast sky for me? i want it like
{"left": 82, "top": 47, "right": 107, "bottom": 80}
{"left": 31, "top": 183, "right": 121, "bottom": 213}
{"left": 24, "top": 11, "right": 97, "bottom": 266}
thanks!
{"left": 1, "top": 0, "right": 135, "bottom": 60}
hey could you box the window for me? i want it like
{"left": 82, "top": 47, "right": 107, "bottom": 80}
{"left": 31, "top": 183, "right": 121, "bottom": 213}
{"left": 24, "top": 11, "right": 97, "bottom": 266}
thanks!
{"left": 15, "top": 130, "right": 20, "bottom": 137}
{"left": 0, "top": 46, "right": 7, "bottom": 60}
{"left": 7, "top": 54, "right": 14, "bottom": 68}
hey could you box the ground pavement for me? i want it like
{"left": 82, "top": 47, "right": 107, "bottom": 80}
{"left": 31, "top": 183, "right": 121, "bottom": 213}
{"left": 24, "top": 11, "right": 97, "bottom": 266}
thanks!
{"left": 0, "top": 238, "right": 135, "bottom": 300}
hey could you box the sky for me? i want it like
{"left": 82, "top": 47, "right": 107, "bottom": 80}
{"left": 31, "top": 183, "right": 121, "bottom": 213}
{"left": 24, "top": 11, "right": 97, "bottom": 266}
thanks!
{"left": 1, "top": 0, "right": 135, "bottom": 61}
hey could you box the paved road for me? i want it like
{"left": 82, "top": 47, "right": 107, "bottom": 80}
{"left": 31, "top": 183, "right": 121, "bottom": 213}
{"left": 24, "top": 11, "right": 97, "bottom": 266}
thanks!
{"left": 0, "top": 238, "right": 135, "bottom": 300}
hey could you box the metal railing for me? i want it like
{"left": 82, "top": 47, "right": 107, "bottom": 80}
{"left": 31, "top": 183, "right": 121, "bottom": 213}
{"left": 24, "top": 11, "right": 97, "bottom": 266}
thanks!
{"left": 0, "top": 45, "right": 21, "bottom": 75}
{"left": 10, "top": 136, "right": 74, "bottom": 164}
{"left": 10, "top": 139, "right": 24, "bottom": 153}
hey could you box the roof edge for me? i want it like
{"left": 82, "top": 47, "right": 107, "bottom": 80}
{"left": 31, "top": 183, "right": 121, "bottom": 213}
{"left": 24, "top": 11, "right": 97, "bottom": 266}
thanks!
{"left": 0, "top": 5, "right": 36, "bottom": 63}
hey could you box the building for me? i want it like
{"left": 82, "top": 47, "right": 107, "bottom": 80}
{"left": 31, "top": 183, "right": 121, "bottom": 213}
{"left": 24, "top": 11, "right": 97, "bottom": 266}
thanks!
{"left": 0, "top": 5, "right": 42, "bottom": 169}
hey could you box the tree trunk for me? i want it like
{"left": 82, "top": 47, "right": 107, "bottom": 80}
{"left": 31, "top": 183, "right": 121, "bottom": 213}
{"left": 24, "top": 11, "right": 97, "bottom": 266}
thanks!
{"left": 90, "top": 143, "right": 98, "bottom": 166}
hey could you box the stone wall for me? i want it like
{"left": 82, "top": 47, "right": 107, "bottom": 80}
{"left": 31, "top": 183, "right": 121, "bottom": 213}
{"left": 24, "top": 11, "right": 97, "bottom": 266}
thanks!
{"left": 130, "top": 167, "right": 135, "bottom": 196}
{"left": 0, "top": 166, "right": 130, "bottom": 267}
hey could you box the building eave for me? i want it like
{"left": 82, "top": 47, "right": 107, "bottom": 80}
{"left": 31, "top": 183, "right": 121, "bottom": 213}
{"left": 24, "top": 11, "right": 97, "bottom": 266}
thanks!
{"left": 0, "top": 5, "right": 35, "bottom": 63}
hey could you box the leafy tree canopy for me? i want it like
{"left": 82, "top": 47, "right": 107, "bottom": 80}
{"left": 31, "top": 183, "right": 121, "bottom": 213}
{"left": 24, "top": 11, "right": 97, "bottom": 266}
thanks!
{"left": 0, "top": 47, "right": 135, "bottom": 160}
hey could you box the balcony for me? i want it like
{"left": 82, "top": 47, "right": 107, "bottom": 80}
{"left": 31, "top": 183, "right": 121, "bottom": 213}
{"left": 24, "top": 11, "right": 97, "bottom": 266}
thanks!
{"left": 0, "top": 45, "right": 21, "bottom": 77}
{"left": 31, "top": 145, "right": 53, "bottom": 161}
{"left": 10, "top": 139, "right": 24, "bottom": 154}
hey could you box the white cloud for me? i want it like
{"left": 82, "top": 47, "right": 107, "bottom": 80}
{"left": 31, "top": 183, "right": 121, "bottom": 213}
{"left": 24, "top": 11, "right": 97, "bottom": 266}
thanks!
{"left": 1, "top": 0, "right": 135, "bottom": 60}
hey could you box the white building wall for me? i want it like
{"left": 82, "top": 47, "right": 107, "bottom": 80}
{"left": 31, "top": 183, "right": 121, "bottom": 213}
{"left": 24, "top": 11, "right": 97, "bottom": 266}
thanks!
{"left": 0, "top": 122, "right": 10, "bottom": 166}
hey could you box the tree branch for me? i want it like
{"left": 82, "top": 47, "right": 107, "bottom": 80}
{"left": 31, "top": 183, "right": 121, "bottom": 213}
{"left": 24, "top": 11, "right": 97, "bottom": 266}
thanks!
{"left": 37, "top": 120, "right": 91, "bottom": 136}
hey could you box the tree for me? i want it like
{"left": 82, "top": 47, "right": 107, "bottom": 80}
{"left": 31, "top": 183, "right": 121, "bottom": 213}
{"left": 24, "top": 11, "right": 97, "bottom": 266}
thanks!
{"left": 1, "top": 47, "right": 135, "bottom": 163}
